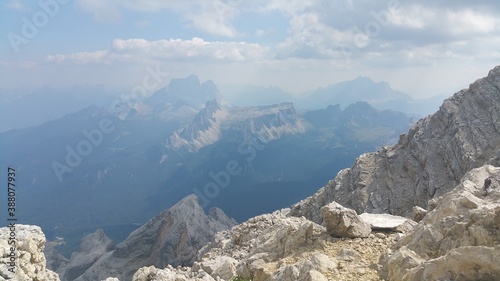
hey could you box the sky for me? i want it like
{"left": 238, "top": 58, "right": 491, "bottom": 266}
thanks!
{"left": 1, "top": 0, "right": 500, "bottom": 99}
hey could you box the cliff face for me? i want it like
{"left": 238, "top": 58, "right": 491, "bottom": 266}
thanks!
{"left": 167, "top": 101, "right": 306, "bottom": 152}
{"left": 167, "top": 100, "right": 227, "bottom": 152}
{"left": 290, "top": 66, "right": 500, "bottom": 223}
{"left": 381, "top": 165, "right": 500, "bottom": 281}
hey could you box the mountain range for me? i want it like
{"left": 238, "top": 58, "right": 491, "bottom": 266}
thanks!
{"left": 220, "top": 77, "right": 446, "bottom": 116}
{"left": 0, "top": 75, "right": 414, "bottom": 258}
{"left": 1, "top": 66, "right": 499, "bottom": 281}
{"left": 0, "top": 75, "right": 443, "bottom": 134}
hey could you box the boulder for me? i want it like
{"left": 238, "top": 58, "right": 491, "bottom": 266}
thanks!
{"left": 321, "top": 202, "right": 371, "bottom": 238}
{"left": 359, "top": 213, "right": 416, "bottom": 232}
{"left": 411, "top": 206, "right": 427, "bottom": 222}
{"left": 194, "top": 256, "right": 237, "bottom": 280}
{"left": 268, "top": 253, "right": 337, "bottom": 281}
{"left": 0, "top": 224, "right": 60, "bottom": 281}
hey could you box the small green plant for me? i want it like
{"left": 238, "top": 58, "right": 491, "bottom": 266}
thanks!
{"left": 231, "top": 276, "right": 251, "bottom": 281}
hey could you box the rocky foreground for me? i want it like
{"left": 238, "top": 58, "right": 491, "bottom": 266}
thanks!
{"left": 1, "top": 165, "right": 499, "bottom": 281}
{"left": 129, "top": 165, "right": 500, "bottom": 281}
{"left": 1, "top": 66, "right": 500, "bottom": 280}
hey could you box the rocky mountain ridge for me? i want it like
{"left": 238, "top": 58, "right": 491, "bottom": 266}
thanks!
{"left": 221, "top": 76, "right": 445, "bottom": 116}
{"left": 0, "top": 82, "right": 412, "bottom": 243}
{"left": 167, "top": 100, "right": 306, "bottom": 152}
{"left": 127, "top": 164, "right": 500, "bottom": 281}
{"left": 290, "top": 65, "right": 500, "bottom": 222}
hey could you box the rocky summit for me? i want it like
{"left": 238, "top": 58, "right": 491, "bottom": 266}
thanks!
{"left": 1, "top": 66, "right": 500, "bottom": 280}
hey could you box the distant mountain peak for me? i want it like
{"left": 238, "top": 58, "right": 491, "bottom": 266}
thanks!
{"left": 57, "top": 193, "right": 236, "bottom": 281}
{"left": 168, "top": 75, "right": 201, "bottom": 93}
{"left": 167, "top": 99, "right": 227, "bottom": 152}
{"left": 146, "top": 75, "right": 220, "bottom": 110}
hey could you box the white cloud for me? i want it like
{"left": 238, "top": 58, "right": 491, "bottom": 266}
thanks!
{"left": 183, "top": 2, "right": 239, "bottom": 37}
{"left": 46, "top": 50, "right": 111, "bottom": 64}
{"left": 46, "top": 38, "right": 269, "bottom": 64}
{"left": 271, "top": 0, "right": 500, "bottom": 65}
{"left": 76, "top": 0, "right": 241, "bottom": 37}
{"left": 445, "top": 9, "right": 497, "bottom": 35}
{"left": 389, "top": 4, "right": 499, "bottom": 35}
{"left": 6, "top": 0, "right": 500, "bottom": 99}
{"left": 74, "top": 0, "right": 500, "bottom": 65}
{"left": 277, "top": 13, "right": 339, "bottom": 59}
{"left": 389, "top": 4, "right": 431, "bottom": 29}
{"left": 0, "top": 60, "right": 38, "bottom": 68}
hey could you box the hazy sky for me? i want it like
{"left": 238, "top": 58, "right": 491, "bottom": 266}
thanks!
{"left": 1, "top": 0, "right": 499, "bottom": 98}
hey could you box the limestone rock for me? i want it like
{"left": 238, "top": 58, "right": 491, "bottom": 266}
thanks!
{"left": 268, "top": 253, "right": 337, "bottom": 281}
{"left": 290, "top": 66, "right": 500, "bottom": 222}
{"left": 321, "top": 202, "right": 371, "bottom": 238}
{"left": 359, "top": 213, "right": 416, "bottom": 233}
{"left": 194, "top": 256, "right": 237, "bottom": 280}
{"left": 166, "top": 209, "right": 322, "bottom": 280}
{"left": 0, "top": 224, "right": 60, "bottom": 281}
{"left": 411, "top": 206, "right": 427, "bottom": 222}
{"left": 132, "top": 208, "right": 400, "bottom": 281}
{"left": 381, "top": 165, "right": 500, "bottom": 281}
{"left": 133, "top": 265, "right": 215, "bottom": 281}
{"left": 70, "top": 194, "right": 236, "bottom": 281}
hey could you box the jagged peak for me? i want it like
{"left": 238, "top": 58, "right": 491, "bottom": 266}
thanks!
{"left": 170, "top": 193, "right": 202, "bottom": 212}
{"left": 168, "top": 75, "right": 201, "bottom": 91}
